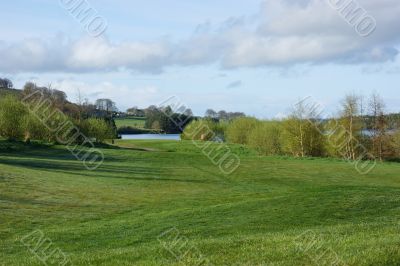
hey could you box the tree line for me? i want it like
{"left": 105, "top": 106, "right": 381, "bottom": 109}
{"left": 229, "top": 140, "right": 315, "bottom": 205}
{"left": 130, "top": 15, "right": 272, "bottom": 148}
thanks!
{"left": 0, "top": 81, "right": 117, "bottom": 144}
{"left": 183, "top": 93, "right": 400, "bottom": 162}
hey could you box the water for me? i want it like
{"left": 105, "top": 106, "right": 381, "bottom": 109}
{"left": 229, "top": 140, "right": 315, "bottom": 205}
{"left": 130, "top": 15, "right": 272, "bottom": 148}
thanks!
{"left": 120, "top": 134, "right": 181, "bottom": 140}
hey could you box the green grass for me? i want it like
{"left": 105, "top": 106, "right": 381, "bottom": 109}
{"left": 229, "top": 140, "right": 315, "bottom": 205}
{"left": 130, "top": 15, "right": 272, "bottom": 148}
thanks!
{"left": 1, "top": 139, "right": 400, "bottom": 265}
{"left": 115, "top": 117, "right": 146, "bottom": 129}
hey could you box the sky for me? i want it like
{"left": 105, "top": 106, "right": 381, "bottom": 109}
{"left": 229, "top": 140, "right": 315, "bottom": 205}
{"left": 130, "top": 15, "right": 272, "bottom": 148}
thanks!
{"left": 0, "top": 0, "right": 399, "bottom": 118}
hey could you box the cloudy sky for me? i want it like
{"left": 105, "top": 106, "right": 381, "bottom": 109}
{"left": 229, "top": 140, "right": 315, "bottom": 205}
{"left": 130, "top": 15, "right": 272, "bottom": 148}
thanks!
{"left": 1, "top": 0, "right": 400, "bottom": 117}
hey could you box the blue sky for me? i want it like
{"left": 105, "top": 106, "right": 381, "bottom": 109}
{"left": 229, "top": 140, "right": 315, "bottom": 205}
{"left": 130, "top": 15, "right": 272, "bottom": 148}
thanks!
{"left": 1, "top": 0, "right": 399, "bottom": 118}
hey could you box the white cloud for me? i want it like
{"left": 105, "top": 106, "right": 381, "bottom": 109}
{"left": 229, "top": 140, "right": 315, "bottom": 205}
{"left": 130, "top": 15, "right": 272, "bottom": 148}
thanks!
{"left": 1, "top": 0, "right": 399, "bottom": 74}
{"left": 46, "top": 78, "right": 161, "bottom": 111}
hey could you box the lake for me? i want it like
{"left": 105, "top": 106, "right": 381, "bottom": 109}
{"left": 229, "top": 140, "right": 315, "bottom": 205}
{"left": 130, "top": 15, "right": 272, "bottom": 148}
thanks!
{"left": 120, "top": 134, "right": 181, "bottom": 140}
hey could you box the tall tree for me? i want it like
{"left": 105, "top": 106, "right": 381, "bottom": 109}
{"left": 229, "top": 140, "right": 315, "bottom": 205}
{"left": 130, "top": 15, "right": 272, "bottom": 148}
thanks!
{"left": 369, "top": 93, "right": 388, "bottom": 161}
{"left": 338, "top": 94, "right": 362, "bottom": 161}
{"left": 0, "top": 78, "right": 13, "bottom": 89}
{"left": 283, "top": 100, "right": 325, "bottom": 157}
{"left": 95, "top": 99, "right": 116, "bottom": 113}
{"left": 205, "top": 109, "right": 217, "bottom": 119}
{"left": 183, "top": 108, "right": 193, "bottom": 117}
{"left": 218, "top": 110, "right": 228, "bottom": 120}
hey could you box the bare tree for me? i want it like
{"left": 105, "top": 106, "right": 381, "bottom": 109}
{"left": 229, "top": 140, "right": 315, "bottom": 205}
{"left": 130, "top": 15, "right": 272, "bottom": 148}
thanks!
{"left": 76, "top": 88, "right": 84, "bottom": 122}
{"left": 218, "top": 110, "right": 228, "bottom": 120}
{"left": 339, "top": 94, "right": 362, "bottom": 161}
{"left": 184, "top": 108, "right": 193, "bottom": 117}
{"left": 95, "top": 99, "right": 116, "bottom": 113}
{"left": 0, "top": 78, "right": 13, "bottom": 89}
{"left": 283, "top": 99, "right": 325, "bottom": 157}
{"left": 205, "top": 109, "right": 217, "bottom": 118}
{"left": 369, "top": 93, "right": 387, "bottom": 161}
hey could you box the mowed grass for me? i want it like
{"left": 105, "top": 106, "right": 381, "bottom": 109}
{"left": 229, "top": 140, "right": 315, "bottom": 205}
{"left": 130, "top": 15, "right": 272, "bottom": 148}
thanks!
{"left": 1, "top": 139, "right": 400, "bottom": 265}
{"left": 115, "top": 117, "right": 146, "bottom": 129}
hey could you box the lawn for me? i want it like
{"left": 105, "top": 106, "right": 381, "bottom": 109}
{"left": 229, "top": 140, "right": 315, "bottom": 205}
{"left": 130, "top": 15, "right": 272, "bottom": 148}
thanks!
{"left": 115, "top": 117, "right": 146, "bottom": 129}
{"left": 1, "top": 139, "right": 400, "bottom": 265}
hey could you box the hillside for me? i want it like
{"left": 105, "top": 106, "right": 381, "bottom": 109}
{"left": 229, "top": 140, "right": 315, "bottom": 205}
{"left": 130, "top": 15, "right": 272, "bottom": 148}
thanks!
{"left": 0, "top": 87, "right": 21, "bottom": 97}
{"left": 1, "top": 139, "right": 400, "bottom": 265}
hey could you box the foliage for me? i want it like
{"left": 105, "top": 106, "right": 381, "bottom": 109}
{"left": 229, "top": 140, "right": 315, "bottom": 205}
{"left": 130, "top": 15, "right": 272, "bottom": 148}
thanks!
{"left": 145, "top": 106, "right": 192, "bottom": 134}
{"left": 226, "top": 117, "right": 259, "bottom": 145}
{"left": 391, "top": 130, "right": 400, "bottom": 158}
{"left": 181, "top": 119, "right": 224, "bottom": 141}
{"left": 0, "top": 78, "right": 13, "bottom": 89}
{"left": 205, "top": 108, "right": 245, "bottom": 120}
{"left": 248, "top": 121, "right": 283, "bottom": 155}
{"left": 24, "top": 113, "right": 50, "bottom": 142}
{"left": 86, "top": 118, "right": 115, "bottom": 143}
{"left": 0, "top": 95, "right": 28, "bottom": 140}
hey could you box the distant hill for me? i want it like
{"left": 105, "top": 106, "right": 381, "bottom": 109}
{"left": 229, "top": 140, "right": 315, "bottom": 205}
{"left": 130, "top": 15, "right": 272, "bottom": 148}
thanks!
{"left": 0, "top": 87, "right": 21, "bottom": 97}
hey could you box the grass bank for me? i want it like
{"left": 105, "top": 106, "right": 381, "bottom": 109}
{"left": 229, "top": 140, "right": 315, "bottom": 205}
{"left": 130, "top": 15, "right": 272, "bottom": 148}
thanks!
{"left": 1, "top": 139, "right": 400, "bottom": 265}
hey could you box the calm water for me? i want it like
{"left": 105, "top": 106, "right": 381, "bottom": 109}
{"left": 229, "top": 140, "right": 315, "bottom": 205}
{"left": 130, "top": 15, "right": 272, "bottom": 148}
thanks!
{"left": 120, "top": 134, "right": 181, "bottom": 140}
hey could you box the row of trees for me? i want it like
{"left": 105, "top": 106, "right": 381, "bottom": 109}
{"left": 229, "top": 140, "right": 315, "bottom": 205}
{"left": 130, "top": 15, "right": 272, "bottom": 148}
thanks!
{"left": 0, "top": 78, "right": 13, "bottom": 89}
{"left": 144, "top": 106, "right": 193, "bottom": 133}
{"left": 205, "top": 109, "right": 245, "bottom": 121}
{"left": 0, "top": 81, "right": 117, "bottom": 144}
{"left": 183, "top": 93, "right": 400, "bottom": 162}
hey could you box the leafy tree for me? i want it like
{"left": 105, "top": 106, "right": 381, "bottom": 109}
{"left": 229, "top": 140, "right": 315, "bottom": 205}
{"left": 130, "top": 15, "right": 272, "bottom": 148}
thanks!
{"left": 144, "top": 105, "right": 192, "bottom": 133}
{"left": 218, "top": 110, "right": 229, "bottom": 120}
{"left": 95, "top": 99, "right": 117, "bottom": 113}
{"left": 184, "top": 108, "right": 193, "bottom": 117}
{"left": 24, "top": 113, "right": 49, "bottom": 143}
{"left": 126, "top": 106, "right": 145, "bottom": 117}
{"left": 205, "top": 109, "right": 217, "bottom": 119}
{"left": 181, "top": 119, "right": 224, "bottom": 141}
{"left": 248, "top": 121, "right": 283, "bottom": 155}
{"left": 86, "top": 118, "right": 114, "bottom": 143}
{"left": 226, "top": 117, "right": 259, "bottom": 145}
{"left": 0, "top": 95, "right": 28, "bottom": 140}
{"left": 0, "top": 78, "right": 13, "bottom": 89}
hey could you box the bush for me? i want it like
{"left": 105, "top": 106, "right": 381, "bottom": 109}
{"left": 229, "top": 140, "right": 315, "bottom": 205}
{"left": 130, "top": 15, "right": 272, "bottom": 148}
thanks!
{"left": 226, "top": 117, "right": 259, "bottom": 145}
{"left": 24, "top": 113, "right": 49, "bottom": 142}
{"left": 391, "top": 130, "right": 400, "bottom": 158}
{"left": 0, "top": 95, "right": 28, "bottom": 140}
{"left": 181, "top": 119, "right": 225, "bottom": 141}
{"left": 86, "top": 118, "right": 115, "bottom": 143}
{"left": 248, "top": 121, "right": 283, "bottom": 155}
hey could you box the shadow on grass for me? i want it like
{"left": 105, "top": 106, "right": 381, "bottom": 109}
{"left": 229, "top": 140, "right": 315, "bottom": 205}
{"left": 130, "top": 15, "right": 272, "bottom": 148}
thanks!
{"left": 0, "top": 156, "right": 212, "bottom": 184}
{"left": 0, "top": 140, "right": 214, "bottom": 184}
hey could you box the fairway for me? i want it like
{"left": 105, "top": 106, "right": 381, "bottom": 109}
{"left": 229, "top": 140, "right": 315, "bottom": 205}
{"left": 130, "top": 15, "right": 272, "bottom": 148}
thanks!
{"left": 1, "top": 140, "right": 400, "bottom": 265}
{"left": 115, "top": 117, "right": 146, "bottom": 129}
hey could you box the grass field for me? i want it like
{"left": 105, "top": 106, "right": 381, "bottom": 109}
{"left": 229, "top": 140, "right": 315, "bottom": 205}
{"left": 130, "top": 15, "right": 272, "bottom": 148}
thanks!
{"left": 1, "top": 139, "right": 400, "bottom": 265}
{"left": 115, "top": 117, "right": 146, "bottom": 129}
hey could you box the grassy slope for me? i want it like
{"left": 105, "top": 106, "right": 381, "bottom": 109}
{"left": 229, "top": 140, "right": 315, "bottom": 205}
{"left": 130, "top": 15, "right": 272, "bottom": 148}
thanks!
{"left": 115, "top": 117, "right": 146, "bottom": 129}
{"left": 0, "top": 88, "right": 21, "bottom": 98}
{"left": 1, "top": 140, "right": 400, "bottom": 265}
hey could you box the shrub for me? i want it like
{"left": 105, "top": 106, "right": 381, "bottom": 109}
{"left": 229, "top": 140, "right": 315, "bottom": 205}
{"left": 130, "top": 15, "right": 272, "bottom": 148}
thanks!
{"left": 281, "top": 118, "right": 326, "bottom": 157}
{"left": 248, "top": 121, "right": 283, "bottom": 155}
{"left": 24, "top": 113, "right": 49, "bottom": 142}
{"left": 391, "top": 130, "right": 400, "bottom": 158}
{"left": 226, "top": 117, "right": 259, "bottom": 145}
{"left": 86, "top": 118, "right": 115, "bottom": 143}
{"left": 181, "top": 119, "right": 224, "bottom": 141}
{"left": 0, "top": 95, "right": 28, "bottom": 140}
